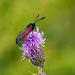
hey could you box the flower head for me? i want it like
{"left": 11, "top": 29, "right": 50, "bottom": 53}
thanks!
{"left": 30, "top": 47, "right": 45, "bottom": 67}
{"left": 20, "top": 27, "right": 46, "bottom": 67}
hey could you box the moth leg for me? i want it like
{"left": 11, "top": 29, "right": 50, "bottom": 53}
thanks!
{"left": 32, "top": 30, "right": 34, "bottom": 37}
{"left": 34, "top": 26, "right": 37, "bottom": 31}
{"left": 29, "top": 33, "right": 30, "bottom": 39}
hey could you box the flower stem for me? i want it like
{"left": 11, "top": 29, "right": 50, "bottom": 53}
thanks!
{"left": 37, "top": 67, "right": 42, "bottom": 75}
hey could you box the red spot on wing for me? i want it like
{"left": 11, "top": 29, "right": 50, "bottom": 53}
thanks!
{"left": 28, "top": 27, "right": 32, "bottom": 31}
{"left": 22, "top": 32, "right": 25, "bottom": 35}
{"left": 26, "top": 33, "right": 28, "bottom": 35}
{"left": 21, "top": 30, "right": 24, "bottom": 32}
{"left": 22, "top": 37, "right": 25, "bottom": 41}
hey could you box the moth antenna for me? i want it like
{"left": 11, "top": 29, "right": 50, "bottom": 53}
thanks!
{"left": 35, "top": 17, "right": 45, "bottom": 23}
{"left": 34, "top": 14, "right": 39, "bottom": 23}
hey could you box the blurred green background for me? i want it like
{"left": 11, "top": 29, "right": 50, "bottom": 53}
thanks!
{"left": 0, "top": 0, "right": 75, "bottom": 75}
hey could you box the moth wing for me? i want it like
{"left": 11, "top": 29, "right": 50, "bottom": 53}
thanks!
{"left": 16, "top": 27, "right": 31, "bottom": 46}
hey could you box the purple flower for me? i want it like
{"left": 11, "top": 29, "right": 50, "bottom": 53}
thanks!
{"left": 42, "top": 72, "right": 47, "bottom": 75}
{"left": 19, "top": 27, "right": 46, "bottom": 66}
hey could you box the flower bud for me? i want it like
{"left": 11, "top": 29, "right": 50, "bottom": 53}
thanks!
{"left": 30, "top": 48, "right": 45, "bottom": 67}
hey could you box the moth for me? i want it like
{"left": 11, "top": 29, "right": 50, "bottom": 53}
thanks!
{"left": 16, "top": 14, "right": 45, "bottom": 46}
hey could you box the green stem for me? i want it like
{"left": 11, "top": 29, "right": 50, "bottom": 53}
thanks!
{"left": 37, "top": 67, "right": 42, "bottom": 75}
